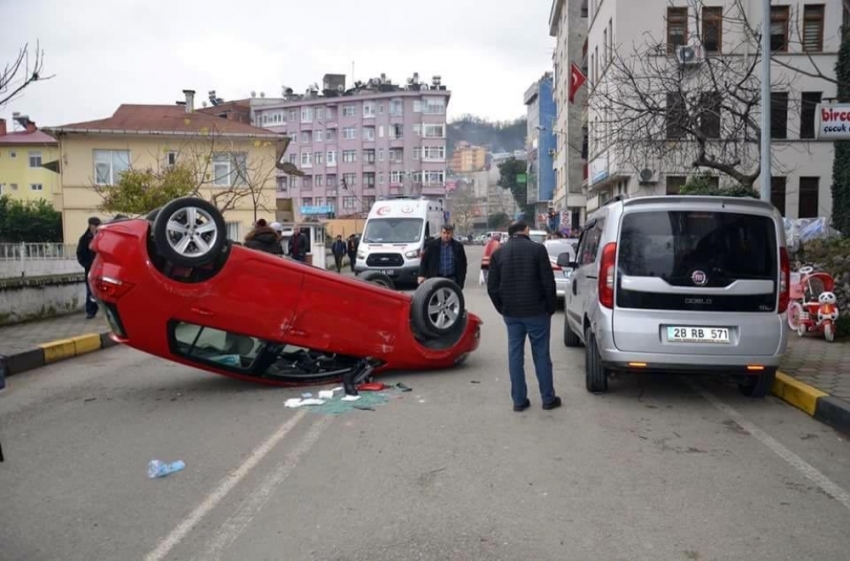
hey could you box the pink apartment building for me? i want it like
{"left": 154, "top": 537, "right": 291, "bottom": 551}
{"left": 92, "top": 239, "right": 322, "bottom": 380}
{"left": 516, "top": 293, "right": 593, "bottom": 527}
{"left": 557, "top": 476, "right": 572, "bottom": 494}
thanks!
{"left": 252, "top": 73, "right": 450, "bottom": 219}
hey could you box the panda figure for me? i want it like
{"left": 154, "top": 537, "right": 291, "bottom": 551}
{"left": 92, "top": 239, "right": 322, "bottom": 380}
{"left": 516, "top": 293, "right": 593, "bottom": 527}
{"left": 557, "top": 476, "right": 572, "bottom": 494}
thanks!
{"left": 817, "top": 291, "right": 839, "bottom": 323}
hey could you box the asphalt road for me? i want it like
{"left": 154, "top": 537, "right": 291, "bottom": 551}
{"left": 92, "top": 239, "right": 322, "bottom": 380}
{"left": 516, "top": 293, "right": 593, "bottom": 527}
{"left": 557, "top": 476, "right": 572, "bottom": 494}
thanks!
{"left": 2, "top": 246, "right": 850, "bottom": 561}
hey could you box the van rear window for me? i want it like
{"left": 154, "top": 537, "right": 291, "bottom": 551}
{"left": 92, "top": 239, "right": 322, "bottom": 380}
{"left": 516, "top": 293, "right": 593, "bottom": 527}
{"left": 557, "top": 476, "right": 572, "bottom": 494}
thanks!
{"left": 617, "top": 210, "right": 777, "bottom": 287}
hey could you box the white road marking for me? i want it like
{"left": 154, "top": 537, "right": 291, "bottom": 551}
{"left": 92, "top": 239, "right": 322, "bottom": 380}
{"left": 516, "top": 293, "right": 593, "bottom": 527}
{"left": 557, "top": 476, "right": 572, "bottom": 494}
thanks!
{"left": 144, "top": 409, "right": 309, "bottom": 561}
{"left": 692, "top": 381, "right": 850, "bottom": 512}
{"left": 199, "top": 414, "right": 335, "bottom": 561}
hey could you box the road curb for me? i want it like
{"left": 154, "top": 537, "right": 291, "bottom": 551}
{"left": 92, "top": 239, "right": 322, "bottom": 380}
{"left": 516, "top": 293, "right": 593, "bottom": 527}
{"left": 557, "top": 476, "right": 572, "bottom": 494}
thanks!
{"left": 772, "top": 371, "right": 850, "bottom": 435}
{"left": 2, "top": 331, "right": 117, "bottom": 378}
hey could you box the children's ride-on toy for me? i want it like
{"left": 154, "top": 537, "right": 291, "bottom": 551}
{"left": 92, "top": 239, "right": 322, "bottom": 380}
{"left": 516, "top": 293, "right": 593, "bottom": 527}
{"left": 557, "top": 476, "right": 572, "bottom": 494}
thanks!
{"left": 787, "top": 266, "right": 839, "bottom": 342}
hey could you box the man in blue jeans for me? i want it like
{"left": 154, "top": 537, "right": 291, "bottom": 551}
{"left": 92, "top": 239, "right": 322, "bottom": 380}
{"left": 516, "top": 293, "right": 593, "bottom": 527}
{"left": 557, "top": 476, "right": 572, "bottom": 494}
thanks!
{"left": 486, "top": 220, "right": 560, "bottom": 411}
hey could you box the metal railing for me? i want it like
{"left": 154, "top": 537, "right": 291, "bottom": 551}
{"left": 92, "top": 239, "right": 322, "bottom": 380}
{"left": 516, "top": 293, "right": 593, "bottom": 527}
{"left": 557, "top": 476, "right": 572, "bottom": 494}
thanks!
{"left": 0, "top": 243, "right": 83, "bottom": 278}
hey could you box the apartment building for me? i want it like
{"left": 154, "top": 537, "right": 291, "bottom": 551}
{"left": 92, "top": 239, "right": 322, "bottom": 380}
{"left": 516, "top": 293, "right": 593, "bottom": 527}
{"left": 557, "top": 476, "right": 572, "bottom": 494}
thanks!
{"left": 46, "top": 91, "right": 286, "bottom": 243}
{"left": 250, "top": 73, "right": 451, "bottom": 221}
{"left": 524, "top": 72, "right": 557, "bottom": 228}
{"left": 0, "top": 115, "right": 60, "bottom": 206}
{"left": 552, "top": 0, "right": 844, "bottom": 221}
{"left": 549, "top": 0, "right": 589, "bottom": 230}
{"left": 449, "top": 141, "right": 487, "bottom": 173}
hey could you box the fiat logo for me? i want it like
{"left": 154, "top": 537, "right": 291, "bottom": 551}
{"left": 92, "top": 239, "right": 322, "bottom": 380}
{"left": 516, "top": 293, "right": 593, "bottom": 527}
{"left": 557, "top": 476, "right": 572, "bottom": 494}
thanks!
{"left": 691, "top": 270, "right": 708, "bottom": 286}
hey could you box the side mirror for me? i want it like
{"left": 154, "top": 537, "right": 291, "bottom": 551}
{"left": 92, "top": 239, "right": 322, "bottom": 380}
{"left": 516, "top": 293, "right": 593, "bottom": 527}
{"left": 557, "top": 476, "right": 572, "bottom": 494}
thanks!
{"left": 556, "top": 252, "right": 573, "bottom": 268}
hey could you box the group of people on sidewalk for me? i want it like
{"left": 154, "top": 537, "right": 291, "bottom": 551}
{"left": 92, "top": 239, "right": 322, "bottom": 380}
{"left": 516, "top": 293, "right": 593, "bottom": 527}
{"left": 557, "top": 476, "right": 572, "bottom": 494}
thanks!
{"left": 243, "top": 219, "right": 308, "bottom": 262}
{"left": 415, "top": 222, "right": 560, "bottom": 412}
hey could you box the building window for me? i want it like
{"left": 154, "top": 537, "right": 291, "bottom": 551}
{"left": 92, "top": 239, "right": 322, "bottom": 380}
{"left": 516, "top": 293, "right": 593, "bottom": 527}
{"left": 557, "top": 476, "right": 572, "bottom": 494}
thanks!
{"left": 342, "top": 150, "right": 357, "bottom": 163}
{"left": 343, "top": 105, "right": 356, "bottom": 117}
{"left": 94, "top": 149, "right": 131, "bottom": 185}
{"left": 226, "top": 222, "right": 241, "bottom": 241}
{"left": 422, "top": 146, "right": 446, "bottom": 161}
{"left": 301, "top": 107, "right": 313, "bottom": 123}
{"left": 771, "top": 176, "right": 787, "bottom": 216}
{"left": 603, "top": 28, "right": 608, "bottom": 63}
{"left": 378, "top": 172, "right": 384, "bottom": 184}
{"left": 326, "top": 150, "right": 337, "bottom": 166}
{"left": 666, "top": 175, "right": 687, "bottom": 195}
{"left": 423, "top": 124, "right": 445, "bottom": 138}
{"left": 799, "top": 177, "right": 820, "bottom": 218}
{"left": 212, "top": 152, "right": 248, "bottom": 186}
{"left": 378, "top": 149, "right": 385, "bottom": 161}
{"left": 300, "top": 152, "right": 312, "bottom": 167}
{"left": 413, "top": 147, "right": 420, "bottom": 160}
{"left": 699, "top": 92, "right": 721, "bottom": 139}
{"left": 702, "top": 7, "right": 722, "bottom": 53}
{"left": 378, "top": 103, "right": 384, "bottom": 114}
{"left": 423, "top": 170, "right": 445, "bottom": 184}
{"left": 28, "top": 151, "right": 42, "bottom": 168}
{"left": 771, "top": 6, "right": 789, "bottom": 52}
{"left": 771, "top": 91, "right": 789, "bottom": 139}
{"left": 424, "top": 97, "right": 446, "bottom": 114}
{"left": 327, "top": 174, "right": 337, "bottom": 188}
{"left": 363, "top": 172, "right": 376, "bottom": 187}
{"left": 343, "top": 127, "right": 357, "bottom": 140}
{"left": 413, "top": 124, "right": 422, "bottom": 136}
{"left": 343, "top": 196, "right": 358, "bottom": 209}
{"left": 30, "top": 183, "right": 43, "bottom": 191}
{"left": 667, "top": 7, "right": 688, "bottom": 54}
{"left": 288, "top": 110, "right": 297, "bottom": 121}
{"left": 800, "top": 91, "right": 822, "bottom": 139}
{"left": 413, "top": 100, "right": 422, "bottom": 112}
{"left": 342, "top": 173, "right": 357, "bottom": 187}
{"left": 289, "top": 153, "right": 297, "bottom": 164}
{"left": 666, "top": 93, "right": 686, "bottom": 139}
{"left": 313, "top": 130, "right": 323, "bottom": 142}
{"left": 315, "top": 175, "right": 323, "bottom": 187}
{"left": 325, "top": 130, "right": 334, "bottom": 142}
{"left": 803, "top": 5, "right": 825, "bottom": 52}
{"left": 390, "top": 99, "right": 403, "bottom": 116}
{"left": 301, "top": 132, "right": 310, "bottom": 143}
{"left": 389, "top": 149, "right": 403, "bottom": 163}
{"left": 314, "top": 151, "right": 324, "bottom": 165}
{"left": 390, "top": 124, "right": 404, "bottom": 139}
{"left": 363, "top": 127, "right": 375, "bottom": 141}
{"left": 316, "top": 108, "right": 324, "bottom": 120}
{"left": 363, "top": 102, "right": 375, "bottom": 117}
{"left": 364, "top": 149, "right": 376, "bottom": 164}
{"left": 166, "top": 151, "right": 178, "bottom": 166}
{"left": 390, "top": 171, "right": 405, "bottom": 184}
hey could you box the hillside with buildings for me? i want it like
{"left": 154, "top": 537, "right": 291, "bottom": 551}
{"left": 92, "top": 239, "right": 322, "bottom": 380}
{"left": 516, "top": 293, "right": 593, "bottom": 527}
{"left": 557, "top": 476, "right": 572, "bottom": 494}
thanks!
{"left": 446, "top": 115, "right": 526, "bottom": 155}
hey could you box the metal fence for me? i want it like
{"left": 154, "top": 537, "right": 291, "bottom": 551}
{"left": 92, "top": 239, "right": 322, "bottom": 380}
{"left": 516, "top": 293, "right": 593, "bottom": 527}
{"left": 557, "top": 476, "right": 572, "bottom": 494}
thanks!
{"left": 0, "top": 243, "right": 84, "bottom": 278}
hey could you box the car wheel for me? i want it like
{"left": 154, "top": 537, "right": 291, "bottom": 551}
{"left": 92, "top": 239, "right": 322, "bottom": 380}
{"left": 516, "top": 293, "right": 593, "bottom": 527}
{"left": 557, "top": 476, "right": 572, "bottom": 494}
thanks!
{"left": 584, "top": 328, "right": 609, "bottom": 393}
{"left": 564, "top": 314, "right": 581, "bottom": 347}
{"left": 360, "top": 270, "right": 396, "bottom": 290}
{"left": 411, "top": 278, "right": 466, "bottom": 338}
{"left": 152, "top": 197, "right": 226, "bottom": 268}
{"left": 737, "top": 368, "right": 776, "bottom": 398}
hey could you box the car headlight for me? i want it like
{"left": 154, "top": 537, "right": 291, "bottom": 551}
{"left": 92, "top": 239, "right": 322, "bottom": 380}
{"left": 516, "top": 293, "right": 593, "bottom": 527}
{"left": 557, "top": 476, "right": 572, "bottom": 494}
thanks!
{"left": 404, "top": 250, "right": 419, "bottom": 259}
{"left": 357, "top": 250, "right": 365, "bottom": 259}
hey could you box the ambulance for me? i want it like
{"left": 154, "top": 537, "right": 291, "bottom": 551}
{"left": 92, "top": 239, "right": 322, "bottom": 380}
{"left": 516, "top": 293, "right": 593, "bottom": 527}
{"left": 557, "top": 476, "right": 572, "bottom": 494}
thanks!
{"left": 354, "top": 197, "right": 446, "bottom": 284}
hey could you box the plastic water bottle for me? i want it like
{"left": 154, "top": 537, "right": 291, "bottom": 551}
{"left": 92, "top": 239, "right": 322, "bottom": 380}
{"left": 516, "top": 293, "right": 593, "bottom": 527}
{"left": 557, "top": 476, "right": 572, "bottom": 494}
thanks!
{"left": 147, "top": 459, "right": 186, "bottom": 479}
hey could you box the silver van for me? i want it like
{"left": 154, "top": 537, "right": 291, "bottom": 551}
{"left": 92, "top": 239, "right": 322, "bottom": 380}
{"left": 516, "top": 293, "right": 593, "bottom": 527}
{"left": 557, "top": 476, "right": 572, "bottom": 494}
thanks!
{"left": 558, "top": 195, "right": 790, "bottom": 397}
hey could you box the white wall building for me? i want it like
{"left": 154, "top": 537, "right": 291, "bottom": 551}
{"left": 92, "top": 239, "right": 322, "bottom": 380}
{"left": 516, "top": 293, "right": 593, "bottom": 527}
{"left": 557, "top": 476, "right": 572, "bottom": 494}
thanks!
{"left": 556, "top": 0, "right": 844, "bottom": 220}
{"left": 550, "top": 0, "right": 589, "bottom": 230}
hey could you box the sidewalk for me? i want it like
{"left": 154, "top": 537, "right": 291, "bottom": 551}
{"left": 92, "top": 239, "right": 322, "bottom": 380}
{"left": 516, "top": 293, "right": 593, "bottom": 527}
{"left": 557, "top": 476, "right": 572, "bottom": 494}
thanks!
{"left": 0, "top": 313, "right": 114, "bottom": 377}
{"left": 777, "top": 335, "right": 850, "bottom": 434}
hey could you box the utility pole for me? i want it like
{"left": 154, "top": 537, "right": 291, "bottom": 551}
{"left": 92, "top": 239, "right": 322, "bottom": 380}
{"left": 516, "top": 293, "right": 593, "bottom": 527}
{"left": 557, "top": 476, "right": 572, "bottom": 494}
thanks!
{"left": 759, "top": 0, "right": 771, "bottom": 201}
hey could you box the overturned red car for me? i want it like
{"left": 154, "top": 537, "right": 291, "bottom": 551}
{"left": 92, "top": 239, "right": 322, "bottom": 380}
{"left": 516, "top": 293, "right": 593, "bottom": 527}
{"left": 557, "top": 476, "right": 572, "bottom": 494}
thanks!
{"left": 89, "top": 197, "right": 481, "bottom": 389}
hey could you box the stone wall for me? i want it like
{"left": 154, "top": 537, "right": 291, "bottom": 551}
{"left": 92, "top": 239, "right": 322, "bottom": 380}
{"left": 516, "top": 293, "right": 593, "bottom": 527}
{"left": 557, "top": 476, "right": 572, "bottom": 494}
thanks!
{"left": 0, "top": 274, "right": 86, "bottom": 326}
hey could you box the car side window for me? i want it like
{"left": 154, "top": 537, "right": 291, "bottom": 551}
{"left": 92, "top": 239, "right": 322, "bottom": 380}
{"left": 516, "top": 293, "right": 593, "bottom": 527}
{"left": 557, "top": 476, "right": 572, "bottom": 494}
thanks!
{"left": 579, "top": 219, "right": 605, "bottom": 266}
{"left": 169, "top": 320, "right": 261, "bottom": 371}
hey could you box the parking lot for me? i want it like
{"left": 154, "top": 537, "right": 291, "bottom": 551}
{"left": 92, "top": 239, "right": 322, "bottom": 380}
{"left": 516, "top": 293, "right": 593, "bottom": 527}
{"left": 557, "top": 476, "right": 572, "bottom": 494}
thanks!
{"left": 2, "top": 246, "right": 850, "bottom": 561}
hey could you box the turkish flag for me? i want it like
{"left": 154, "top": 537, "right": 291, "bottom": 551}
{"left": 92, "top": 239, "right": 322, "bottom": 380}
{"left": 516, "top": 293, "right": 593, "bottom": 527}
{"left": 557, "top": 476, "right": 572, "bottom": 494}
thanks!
{"left": 569, "top": 62, "right": 587, "bottom": 104}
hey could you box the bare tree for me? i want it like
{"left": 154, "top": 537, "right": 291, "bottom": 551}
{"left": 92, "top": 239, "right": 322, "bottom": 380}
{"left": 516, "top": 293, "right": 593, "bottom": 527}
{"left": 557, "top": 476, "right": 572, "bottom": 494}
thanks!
{"left": 591, "top": 0, "right": 824, "bottom": 190}
{"left": 1, "top": 41, "right": 53, "bottom": 108}
{"left": 447, "top": 184, "right": 478, "bottom": 232}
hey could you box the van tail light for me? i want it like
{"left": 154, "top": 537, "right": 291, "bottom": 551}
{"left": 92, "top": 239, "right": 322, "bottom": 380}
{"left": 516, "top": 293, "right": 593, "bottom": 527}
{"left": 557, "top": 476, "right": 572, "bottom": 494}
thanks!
{"left": 598, "top": 242, "right": 617, "bottom": 309}
{"left": 778, "top": 247, "right": 790, "bottom": 313}
{"left": 93, "top": 276, "right": 135, "bottom": 299}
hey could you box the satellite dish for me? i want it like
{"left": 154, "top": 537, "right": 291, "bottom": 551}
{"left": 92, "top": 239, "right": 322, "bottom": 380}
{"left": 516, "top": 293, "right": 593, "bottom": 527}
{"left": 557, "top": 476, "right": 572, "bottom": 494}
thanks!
{"left": 260, "top": 92, "right": 265, "bottom": 98}
{"left": 250, "top": 90, "right": 257, "bottom": 97}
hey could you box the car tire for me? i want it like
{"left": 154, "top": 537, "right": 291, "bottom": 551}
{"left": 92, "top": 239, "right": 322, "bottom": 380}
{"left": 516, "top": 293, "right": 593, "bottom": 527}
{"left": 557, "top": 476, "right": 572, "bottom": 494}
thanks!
{"left": 585, "top": 327, "right": 609, "bottom": 393}
{"left": 152, "top": 197, "right": 227, "bottom": 268}
{"left": 360, "top": 270, "right": 396, "bottom": 290}
{"left": 737, "top": 367, "right": 776, "bottom": 398}
{"left": 564, "top": 314, "right": 581, "bottom": 347}
{"left": 411, "top": 278, "right": 466, "bottom": 338}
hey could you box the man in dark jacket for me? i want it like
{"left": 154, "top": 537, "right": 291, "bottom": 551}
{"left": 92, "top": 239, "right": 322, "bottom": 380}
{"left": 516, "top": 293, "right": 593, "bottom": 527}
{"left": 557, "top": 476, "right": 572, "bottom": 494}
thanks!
{"left": 244, "top": 219, "right": 284, "bottom": 256}
{"left": 289, "top": 228, "right": 308, "bottom": 262}
{"left": 417, "top": 224, "right": 467, "bottom": 288}
{"left": 76, "top": 216, "right": 101, "bottom": 319}
{"left": 346, "top": 235, "right": 359, "bottom": 272}
{"left": 487, "top": 220, "right": 560, "bottom": 412}
{"left": 331, "top": 235, "right": 347, "bottom": 272}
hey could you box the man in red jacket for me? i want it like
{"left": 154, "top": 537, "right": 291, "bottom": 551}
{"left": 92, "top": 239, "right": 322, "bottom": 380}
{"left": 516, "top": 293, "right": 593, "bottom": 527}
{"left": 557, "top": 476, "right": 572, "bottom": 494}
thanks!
{"left": 480, "top": 232, "right": 502, "bottom": 283}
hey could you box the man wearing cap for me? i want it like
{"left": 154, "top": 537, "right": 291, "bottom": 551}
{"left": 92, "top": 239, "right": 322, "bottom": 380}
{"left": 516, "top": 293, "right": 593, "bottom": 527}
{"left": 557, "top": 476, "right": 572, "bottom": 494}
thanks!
{"left": 76, "top": 216, "right": 101, "bottom": 319}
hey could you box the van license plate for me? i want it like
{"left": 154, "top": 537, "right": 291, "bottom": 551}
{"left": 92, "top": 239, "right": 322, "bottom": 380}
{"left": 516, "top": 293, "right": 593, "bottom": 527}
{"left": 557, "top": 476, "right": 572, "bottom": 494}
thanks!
{"left": 667, "top": 326, "right": 730, "bottom": 344}
{"left": 381, "top": 270, "right": 396, "bottom": 276}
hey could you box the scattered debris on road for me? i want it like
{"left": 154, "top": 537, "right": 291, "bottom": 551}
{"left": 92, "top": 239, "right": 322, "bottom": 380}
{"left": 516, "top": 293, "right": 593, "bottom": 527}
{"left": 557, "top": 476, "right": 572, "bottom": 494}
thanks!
{"left": 147, "top": 459, "right": 186, "bottom": 479}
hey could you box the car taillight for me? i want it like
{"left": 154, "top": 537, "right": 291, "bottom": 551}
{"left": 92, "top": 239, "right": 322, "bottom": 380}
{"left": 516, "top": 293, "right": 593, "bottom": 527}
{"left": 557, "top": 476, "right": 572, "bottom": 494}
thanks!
{"left": 93, "top": 276, "right": 135, "bottom": 299}
{"left": 598, "top": 242, "right": 617, "bottom": 309}
{"left": 778, "top": 247, "right": 790, "bottom": 313}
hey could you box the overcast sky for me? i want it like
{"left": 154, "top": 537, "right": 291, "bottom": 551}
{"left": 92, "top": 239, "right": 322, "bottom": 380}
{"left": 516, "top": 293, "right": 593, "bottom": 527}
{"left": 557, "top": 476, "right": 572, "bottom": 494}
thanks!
{"left": 1, "top": 0, "right": 555, "bottom": 129}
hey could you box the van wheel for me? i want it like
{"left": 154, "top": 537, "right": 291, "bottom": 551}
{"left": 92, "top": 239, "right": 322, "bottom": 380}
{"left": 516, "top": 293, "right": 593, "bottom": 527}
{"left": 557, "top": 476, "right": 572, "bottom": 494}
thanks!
{"left": 737, "top": 368, "right": 776, "bottom": 398}
{"left": 564, "top": 314, "right": 581, "bottom": 347}
{"left": 360, "top": 271, "right": 395, "bottom": 290}
{"left": 411, "top": 278, "right": 465, "bottom": 338}
{"left": 585, "top": 328, "right": 609, "bottom": 393}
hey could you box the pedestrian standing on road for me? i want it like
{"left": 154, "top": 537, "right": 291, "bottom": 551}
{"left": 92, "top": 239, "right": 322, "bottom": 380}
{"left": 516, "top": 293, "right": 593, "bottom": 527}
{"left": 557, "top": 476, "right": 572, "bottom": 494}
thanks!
{"left": 480, "top": 232, "right": 502, "bottom": 284}
{"left": 331, "top": 235, "right": 347, "bottom": 273}
{"left": 417, "top": 224, "right": 468, "bottom": 288}
{"left": 487, "top": 220, "right": 560, "bottom": 412}
{"left": 289, "top": 227, "right": 308, "bottom": 262}
{"left": 76, "top": 216, "right": 102, "bottom": 320}
{"left": 244, "top": 219, "right": 284, "bottom": 256}
{"left": 346, "top": 235, "right": 359, "bottom": 272}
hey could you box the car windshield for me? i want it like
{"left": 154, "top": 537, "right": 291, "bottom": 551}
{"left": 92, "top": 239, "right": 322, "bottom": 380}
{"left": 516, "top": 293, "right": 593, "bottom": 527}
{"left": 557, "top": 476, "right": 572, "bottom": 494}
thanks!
{"left": 362, "top": 218, "right": 423, "bottom": 243}
{"left": 529, "top": 232, "right": 547, "bottom": 243}
{"left": 545, "top": 240, "right": 576, "bottom": 261}
{"left": 617, "top": 210, "right": 777, "bottom": 287}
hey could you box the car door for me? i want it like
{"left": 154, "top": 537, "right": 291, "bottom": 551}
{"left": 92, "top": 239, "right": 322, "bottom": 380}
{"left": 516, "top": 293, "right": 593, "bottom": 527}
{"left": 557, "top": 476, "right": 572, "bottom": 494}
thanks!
{"left": 567, "top": 219, "right": 604, "bottom": 339}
